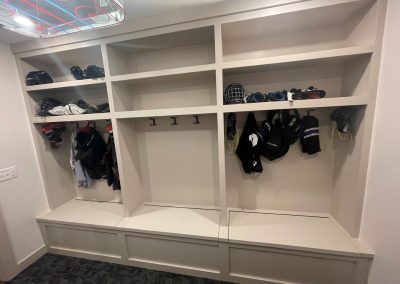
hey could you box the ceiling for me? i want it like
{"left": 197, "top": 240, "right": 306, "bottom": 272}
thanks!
{"left": 0, "top": 0, "right": 228, "bottom": 44}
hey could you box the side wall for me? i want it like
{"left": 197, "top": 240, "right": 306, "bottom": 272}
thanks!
{"left": 0, "top": 43, "right": 49, "bottom": 280}
{"left": 360, "top": 1, "right": 400, "bottom": 283}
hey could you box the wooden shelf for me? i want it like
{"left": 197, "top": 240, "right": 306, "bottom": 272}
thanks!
{"left": 31, "top": 113, "right": 111, "bottom": 124}
{"left": 115, "top": 105, "right": 218, "bottom": 119}
{"left": 228, "top": 210, "right": 366, "bottom": 258}
{"left": 222, "top": 46, "right": 374, "bottom": 72}
{"left": 117, "top": 204, "right": 221, "bottom": 241}
{"left": 222, "top": 96, "right": 370, "bottom": 113}
{"left": 24, "top": 78, "right": 106, "bottom": 92}
{"left": 37, "top": 199, "right": 124, "bottom": 229}
{"left": 110, "top": 64, "right": 216, "bottom": 83}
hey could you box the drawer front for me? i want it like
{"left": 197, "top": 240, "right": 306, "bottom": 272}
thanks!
{"left": 45, "top": 224, "right": 121, "bottom": 258}
{"left": 126, "top": 234, "right": 220, "bottom": 273}
{"left": 229, "top": 247, "right": 356, "bottom": 284}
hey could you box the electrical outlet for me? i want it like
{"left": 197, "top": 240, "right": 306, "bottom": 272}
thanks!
{"left": 0, "top": 166, "right": 18, "bottom": 182}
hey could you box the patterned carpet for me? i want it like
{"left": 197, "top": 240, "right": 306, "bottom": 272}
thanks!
{"left": 8, "top": 254, "right": 233, "bottom": 284}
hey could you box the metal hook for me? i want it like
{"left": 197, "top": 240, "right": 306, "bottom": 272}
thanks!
{"left": 149, "top": 117, "right": 156, "bottom": 126}
{"left": 171, "top": 116, "right": 178, "bottom": 126}
{"left": 193, "top": 115, "right": 200, "bottom": 125}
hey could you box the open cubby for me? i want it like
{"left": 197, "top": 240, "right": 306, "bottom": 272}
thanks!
{"left": 115, "top": 114, "right": 220, "bottom": 208}
{"left": 20, "top": 45, "right": 104, "bottom": 84}
{"left": 33, "top": 120, "right": 122, "bottom": 209}
{"left": 112, "top": 71, "right": 217, "bottom": 112}
{"left": 223, "top": 53, "right": 372, "bottom": 104}
{"left": 224, "top": 106, "right": 366, "bottom": 220}
{"left": 107, "top": 27, "right": 215, "bottom": 76}
{"left": 222, "top": 1, "right": 378, "bottom": 62}
{"left": 26, "top": 83, "right": 109, "bottom": 118}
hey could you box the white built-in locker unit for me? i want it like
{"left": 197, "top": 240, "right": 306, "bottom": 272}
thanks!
{"left": 15, "top": 0, "right": 387, "bottom": 283}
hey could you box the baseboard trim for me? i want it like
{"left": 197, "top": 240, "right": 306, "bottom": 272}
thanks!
{"left": 16, "top": 246, "right": 47, "bottom": 273}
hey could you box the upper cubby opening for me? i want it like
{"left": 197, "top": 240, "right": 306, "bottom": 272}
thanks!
{"left": 223, "top": 53, "right": 372, "bottom": 104}
{"left": 112, "top": 70, "right": 216, "bottom": 112}
{"left": 20, "top": 45, "right": 104, "bottom": 84}
{"left": 107, "top": 26, "right": 215, "bottom": 76}
{"left": 222, "top": 0, "right": 378, "bottom": 62}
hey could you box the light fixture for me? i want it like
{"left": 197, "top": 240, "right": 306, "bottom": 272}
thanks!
{"left": 0, "top": 0, "right": 125, "bottom": 38}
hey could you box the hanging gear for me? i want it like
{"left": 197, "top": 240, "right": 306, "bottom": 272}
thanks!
{"left": 331, "top": 107, "right": 354, "bottom": 134}
{"left": 282, "top": 109, "right": 301, "bottom": 145}
{"left": 41, "top": 123, "right": 66, "bottom": 150}
{"left": 70, "top": 127, "right": 93, "bottom": 188}
{"left": 75, "top": 124, "right": 107, "bottom": 180}
{"left": 236, "top": 112, "right": 263, "bottom": 174}
{"left": 300, "top": 113, "right": 321, "bottom": 155}
{"left": 260, "top": 111, "right": 290, "bottom": 161}
{"left": 104, "top": 123, "right": 121, "bottom": 190}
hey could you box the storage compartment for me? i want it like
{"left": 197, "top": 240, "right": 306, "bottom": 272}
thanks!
{"left": 112, "top": 71, "right": 216, "bottom": 112}
{"left": 125, "top": 233, "right": 220, "bottom": 273}
{"left": 224, "top": 107, "right": 366, "bottom": 216}
{"left": 107, "top": 27, "right": 215, "bottom": 76}
{"left": 223, "top": 53, "right": 372, "bottom": 105}
{"left": 40, "top": 223, "right": 122, "bottom": 259}
{"left": 115, "top": 114, "right": 220, "bottom": 208}
{"left": 20, "top": 45, "right": 104, "bottom": 84}
{"left": 222, "top": 1, "right": 378, "bottom": 62}
{"left": 33, "top": 120, "right": 122, "bottom": 209}
{"left": 27, "top": 83, "right": 109, "bottom": 118}
{"left": 229, "top": 246, "right": 357, "bottom": 284}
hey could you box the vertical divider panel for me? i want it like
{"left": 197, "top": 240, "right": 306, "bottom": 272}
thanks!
{"left": 101, "top": 44, "right": 116, "bottom": 113}
{"left": 112, "top": 118, "right": 145, "bottom": 217}
{"left": 214, "top": 24, "right": 228, "bottom": 229}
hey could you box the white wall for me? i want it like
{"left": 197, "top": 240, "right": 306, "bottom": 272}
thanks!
{"left": 0, "top": 43, "right": 49, "bottom": 270}
{"left": 360, "top": 1, "right": 400, "bottom": 284}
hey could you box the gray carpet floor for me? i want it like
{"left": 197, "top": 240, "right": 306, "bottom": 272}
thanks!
{"left": 8, "top": 254, "right": 233, "bottom": 284}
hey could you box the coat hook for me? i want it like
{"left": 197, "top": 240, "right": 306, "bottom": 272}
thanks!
{"left": 171, "top": 116, "right": 178, "bottom": 126}
{"left": 193, "top": 115, "right": 200, "bottom": 124}
{"left": 149, "top": 117, "right": 156, "bottom": 126}
{"left": 307, "top": 109, "right": 315, "bottom": 116}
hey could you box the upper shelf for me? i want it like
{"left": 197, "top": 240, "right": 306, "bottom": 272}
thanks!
{"left": 222, "top": 46, "right": 374, "bottom": 73}
{"left": 228, "top": 210, "right": 368, "bottom": 258}
{"left": 32, "top": 113, "right": 111, "bottom": 124}
{"left": 24, "top": 78, "right": 106, "bottom": 92}
{"left": 110, "top": 64, "right": 216, "bottom": 83}
{"left": 115, "top": 106, "right": 218, "bottom": 119}
{"left": 222, "top": 96, "right": 370, "bottom": 113}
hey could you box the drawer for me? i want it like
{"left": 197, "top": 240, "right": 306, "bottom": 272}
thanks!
{"left": 126, "top": 233, "right": 220, "bottom": 273}
{"left": 229, "top": 246, "right": 357, "bottom": 284}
